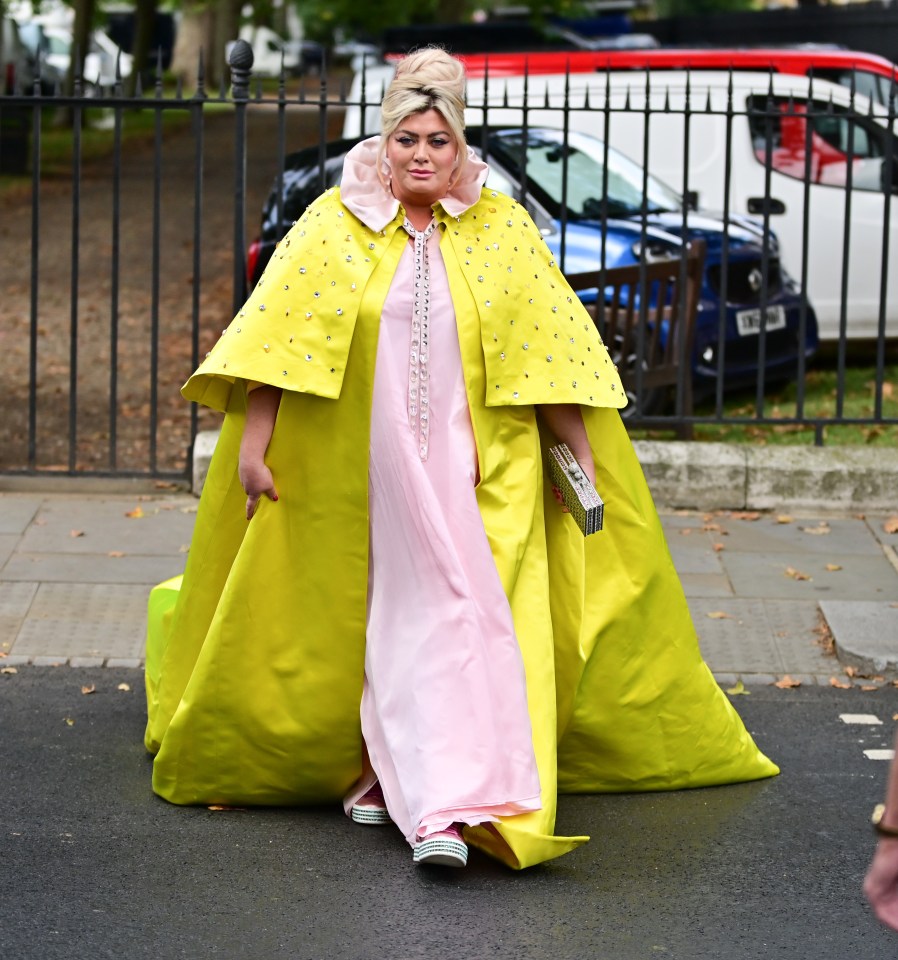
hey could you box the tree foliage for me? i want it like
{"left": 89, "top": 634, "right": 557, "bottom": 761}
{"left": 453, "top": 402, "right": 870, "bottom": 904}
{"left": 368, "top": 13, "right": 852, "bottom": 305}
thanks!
{"left": 297, "top": 0, "right": 450, "bottom": 45}
{"left": 653, "top": 0, "right": 756, "bottom": 15}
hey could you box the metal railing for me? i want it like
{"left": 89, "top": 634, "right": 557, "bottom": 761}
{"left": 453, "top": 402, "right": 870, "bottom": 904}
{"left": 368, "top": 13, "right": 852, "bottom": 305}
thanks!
{"left": 0, "top": 46, "right": 895, "bottom": 479}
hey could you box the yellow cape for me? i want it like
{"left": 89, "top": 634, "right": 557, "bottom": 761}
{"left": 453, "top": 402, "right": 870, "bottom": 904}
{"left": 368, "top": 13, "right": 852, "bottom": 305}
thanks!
{"left": 145, "top": 188, "right": 777, "bottom": 870}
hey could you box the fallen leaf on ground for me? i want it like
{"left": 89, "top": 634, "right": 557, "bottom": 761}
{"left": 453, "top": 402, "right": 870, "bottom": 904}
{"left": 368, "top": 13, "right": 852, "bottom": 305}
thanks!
{"left": 64, "top": 717, "right": 75, "bottom": 726}
{"left": 179, "top": 544, "right": 190, "bottom": 553}
{"left": 207, "top": 805, "right": 246, "bottom": 812}
{"left": 814, "top": 617, "right": 835, "bottom": 656}
{"left": 69, "top": 529, "right": 84, "bottom": 538}
{"left": 81, "top": 685, "right": 96, "bottom": 695}
{"left": 702, "top": 523, "right": 725, "bottom": 533}
{"left": 774, "top": 675, "right": 802, "bottom": 689}
{"left": 679, "top": 528, "right": 693, "bottom": 536}
{"left": 861, "top": 685, "right": 880, "bottom": 692}
{"left": 117, "top": 683, "right": 131, "bottom": 692}
{"left": 706, "top": 611, "right": 734, "bottom": 620}
{"left": 726, "top": 680, "right": 750, "bottom": 696}
{"left": 124, "top": 506, "right": 145, "bottom": 519}
{"left": 785, "top": 567, "right": 812, "bottom": 581}
{"left": 154, "top": 481, "right": 178, "bottom": 489}
{"left": 883, "top": 382, "right": 895, "bottom": 399}
{"left": 731, "top": 511, "right": 761, "bottom": 521}
{"left": 1, "top": 666, "right": 18, "bottom": 675}
{"left": 825, "top": 563, "right": 843, "bottom": 572}
{"left": 180, "top": 505, "right": 198, "bottom": 514}
{"left": 712, "top": 542, "right": 725, "bottom": 552}
{"left": 884, "top": 516, "right": 898, "bottom": 535}
{"left": 893, "top": 713, "right": 898, "bottom": 721}
{"left": 830, "top": 676, "right": 852, "bottom": 689}
{"left": 845, "top": 666, "right": 859, "bottom": 677}
{"left": 108, "top": 551, "right": 125, "bottom": 558}
{"left": 802, "top": 523, "right": 831, "bottom": 535}
{"left": 776, "top": 515, "right": 794, "bottom": 524}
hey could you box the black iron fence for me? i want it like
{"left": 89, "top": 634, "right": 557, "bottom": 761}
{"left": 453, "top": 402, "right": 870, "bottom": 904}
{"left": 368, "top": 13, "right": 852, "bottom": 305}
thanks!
{"left": 0, "top": 45, "right": 895, "bottom": 480}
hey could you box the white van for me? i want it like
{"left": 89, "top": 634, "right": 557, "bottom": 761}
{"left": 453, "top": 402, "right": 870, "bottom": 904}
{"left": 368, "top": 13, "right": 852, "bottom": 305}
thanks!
{"left": 345, "top": 66, "right": 898, "bottom": 341}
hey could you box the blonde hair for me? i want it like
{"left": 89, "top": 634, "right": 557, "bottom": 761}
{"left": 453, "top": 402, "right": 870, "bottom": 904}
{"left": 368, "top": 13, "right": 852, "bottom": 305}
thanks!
{"left": 379, "top": 47, "right": 468, "bottom": 186}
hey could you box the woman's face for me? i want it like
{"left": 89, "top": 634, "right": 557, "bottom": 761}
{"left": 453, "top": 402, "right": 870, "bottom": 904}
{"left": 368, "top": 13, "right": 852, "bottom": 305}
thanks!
{"left": 386, "top": 109, "right": 458, "bottom": 211}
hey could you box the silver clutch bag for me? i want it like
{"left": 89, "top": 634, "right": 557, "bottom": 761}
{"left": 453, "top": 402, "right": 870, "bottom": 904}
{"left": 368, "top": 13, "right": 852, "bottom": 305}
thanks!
{"left": 548, "top": 443, "right": 604, "bottom": 536}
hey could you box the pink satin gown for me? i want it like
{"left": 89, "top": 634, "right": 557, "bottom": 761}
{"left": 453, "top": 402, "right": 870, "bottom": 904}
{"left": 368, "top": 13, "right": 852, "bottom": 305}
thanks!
{"left": 344, "top": 225, "right": 543, "bottom": 845}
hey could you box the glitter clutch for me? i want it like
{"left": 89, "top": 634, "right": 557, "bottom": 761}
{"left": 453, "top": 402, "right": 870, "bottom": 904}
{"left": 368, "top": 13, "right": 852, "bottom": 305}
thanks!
{"left": 548, "top": 443, "right": 604, "bottom": 537}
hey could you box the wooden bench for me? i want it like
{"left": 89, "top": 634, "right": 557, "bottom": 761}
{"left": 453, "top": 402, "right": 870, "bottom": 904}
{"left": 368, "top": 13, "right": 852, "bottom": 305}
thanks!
{"left": 565, "top": 240, "right": 706, "bottom": 438}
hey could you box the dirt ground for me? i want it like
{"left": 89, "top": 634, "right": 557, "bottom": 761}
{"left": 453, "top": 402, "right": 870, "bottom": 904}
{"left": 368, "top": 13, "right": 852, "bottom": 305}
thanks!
{"left": 0, "top": 102, "right": 346, "bottom": 476}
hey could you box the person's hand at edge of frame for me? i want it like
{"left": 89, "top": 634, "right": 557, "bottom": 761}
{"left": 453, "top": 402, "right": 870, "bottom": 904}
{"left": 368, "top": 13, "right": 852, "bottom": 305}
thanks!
{"left": 239, "top": 458, "right": 279, "bottom": 521}
{"left": 866, "top": 837, "right": 898, "bottom": 931}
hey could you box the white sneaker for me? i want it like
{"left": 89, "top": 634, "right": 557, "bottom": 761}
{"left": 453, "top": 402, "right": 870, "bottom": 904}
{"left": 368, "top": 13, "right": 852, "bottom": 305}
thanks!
{"left": 413, "top": 825, "right": 468, "bottom": 868}
{"left": 350, "top": 783, "right": 391, "bottom": 826}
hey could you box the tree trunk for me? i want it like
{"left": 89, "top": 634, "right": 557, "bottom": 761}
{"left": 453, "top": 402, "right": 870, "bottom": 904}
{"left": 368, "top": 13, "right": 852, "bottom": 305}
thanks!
{"left": 127, "top": 0, "right": 159, "bottom": 95}
{"left": 53, "top": 0, "right": 95, "bottom": 126}
{"left": 171, "top": 0, "right": 242, "bottom": 91}
{"left": 170, "top": 2, "right": 213, "bottom": 89}
{"left": 214, "top": 0, "right": 243, "bottom": 90}
{"left": 70, "top": 0, "right": 97, "bottom": 92}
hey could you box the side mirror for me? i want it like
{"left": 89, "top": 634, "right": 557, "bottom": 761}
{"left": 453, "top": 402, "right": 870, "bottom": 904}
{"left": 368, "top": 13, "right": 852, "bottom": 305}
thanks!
{"left": 880, "top": 158, "right": 898, "bottom": 194}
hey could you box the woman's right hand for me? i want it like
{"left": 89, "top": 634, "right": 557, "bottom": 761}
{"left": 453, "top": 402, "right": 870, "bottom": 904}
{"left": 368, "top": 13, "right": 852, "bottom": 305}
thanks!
{"left": 239, "top": 456, "right": 279, "bottom": 520}
{"left": 239, "top": 383, "right": 283, "bottom": 520}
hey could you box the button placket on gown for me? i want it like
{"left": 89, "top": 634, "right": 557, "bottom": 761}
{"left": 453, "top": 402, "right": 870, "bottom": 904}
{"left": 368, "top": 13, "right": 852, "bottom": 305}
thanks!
{"left": 403, "top": 217, "right": 437, "bottom": 461}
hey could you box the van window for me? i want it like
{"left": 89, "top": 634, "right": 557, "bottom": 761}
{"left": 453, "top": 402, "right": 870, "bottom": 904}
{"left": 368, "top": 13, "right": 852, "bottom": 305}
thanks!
{"left": 812, "top": 69, "right": 891, "bottom": 108}
{"left": 747, "top": 95, "right": 897, "bottom": 193}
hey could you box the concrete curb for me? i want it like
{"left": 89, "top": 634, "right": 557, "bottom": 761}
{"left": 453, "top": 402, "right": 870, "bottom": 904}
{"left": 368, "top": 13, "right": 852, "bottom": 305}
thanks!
{"left": 193, "top": 430, "right": 898, "bottom": 511}
{"left": 821, "top": 600, "right": 898, "bottom": 679}
{"left": 634, "top": 440, "right": 898, "bottom": 511}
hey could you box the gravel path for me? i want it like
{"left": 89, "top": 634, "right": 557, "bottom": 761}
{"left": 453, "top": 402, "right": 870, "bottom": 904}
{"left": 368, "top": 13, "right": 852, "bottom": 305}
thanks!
{"left": 0, "top": 102, "right": 346, "bottom": 475}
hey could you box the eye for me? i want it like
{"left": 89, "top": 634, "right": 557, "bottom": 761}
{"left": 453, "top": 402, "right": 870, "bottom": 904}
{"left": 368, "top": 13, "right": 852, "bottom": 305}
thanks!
{"left": 430, "top": 138, "right": 449, "bottom": 147}
{"left": 396, "top": 136, "right": 415, "bottom": 146}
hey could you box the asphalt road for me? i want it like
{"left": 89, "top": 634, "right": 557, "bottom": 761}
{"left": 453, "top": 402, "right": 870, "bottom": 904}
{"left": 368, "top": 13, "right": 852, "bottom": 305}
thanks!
{"left": 2, "top": 667, "right": 896, "bottom": 960}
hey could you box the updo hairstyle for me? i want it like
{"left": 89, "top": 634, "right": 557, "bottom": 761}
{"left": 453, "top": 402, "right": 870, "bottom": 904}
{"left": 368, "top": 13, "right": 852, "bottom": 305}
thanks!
{"left": 379, "top": 47, "right": 468, "bottom": 185}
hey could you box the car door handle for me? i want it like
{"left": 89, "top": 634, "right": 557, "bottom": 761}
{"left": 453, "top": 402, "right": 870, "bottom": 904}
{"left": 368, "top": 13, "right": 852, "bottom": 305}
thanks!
{"left": 747, "top": 197, "right": 786, "bottom": 216}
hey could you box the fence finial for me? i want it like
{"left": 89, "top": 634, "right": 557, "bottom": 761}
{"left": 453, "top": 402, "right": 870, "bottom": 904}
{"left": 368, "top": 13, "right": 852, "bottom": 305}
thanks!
{"left": 229, "top": 39, "right": 254, "bottom": 101}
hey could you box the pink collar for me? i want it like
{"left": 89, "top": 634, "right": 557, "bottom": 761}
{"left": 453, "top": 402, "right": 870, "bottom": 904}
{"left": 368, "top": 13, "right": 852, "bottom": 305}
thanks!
{"left": 340, "top": 136, "right": 489, "bottom": 233}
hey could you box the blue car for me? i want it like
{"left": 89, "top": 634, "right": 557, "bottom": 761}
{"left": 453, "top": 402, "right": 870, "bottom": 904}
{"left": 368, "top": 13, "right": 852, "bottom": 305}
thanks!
{"left": 247, "top": 126, "right": 818, "bottom": 411}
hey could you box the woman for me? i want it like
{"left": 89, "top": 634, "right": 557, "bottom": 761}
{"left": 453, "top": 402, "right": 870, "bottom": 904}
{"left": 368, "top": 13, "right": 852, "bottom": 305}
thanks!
{"left": 145, "top": 48, "right": 777, "bottom": 870}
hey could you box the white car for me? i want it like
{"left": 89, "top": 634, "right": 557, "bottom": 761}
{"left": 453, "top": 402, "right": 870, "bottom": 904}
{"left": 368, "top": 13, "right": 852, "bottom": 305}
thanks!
{"left": 42, "top": 25, "right": 132, "bottom": 87}
{"left": 231, "top": 26, "right": 302, "bottom": 78}
{"left": 345, "top": 66, "right": 898, "bottom": 341}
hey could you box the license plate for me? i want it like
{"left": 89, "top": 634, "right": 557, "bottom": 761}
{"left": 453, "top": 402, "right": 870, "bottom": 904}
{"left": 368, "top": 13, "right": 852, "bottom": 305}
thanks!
{"left": 736, "top": 305, "right": 787, "bottom": 336}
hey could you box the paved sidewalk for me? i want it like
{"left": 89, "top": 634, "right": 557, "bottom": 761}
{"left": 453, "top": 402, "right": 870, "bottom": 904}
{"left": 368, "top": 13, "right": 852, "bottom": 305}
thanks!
{"left": 0, "top": 492, "right": 896, "bottom": 683}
